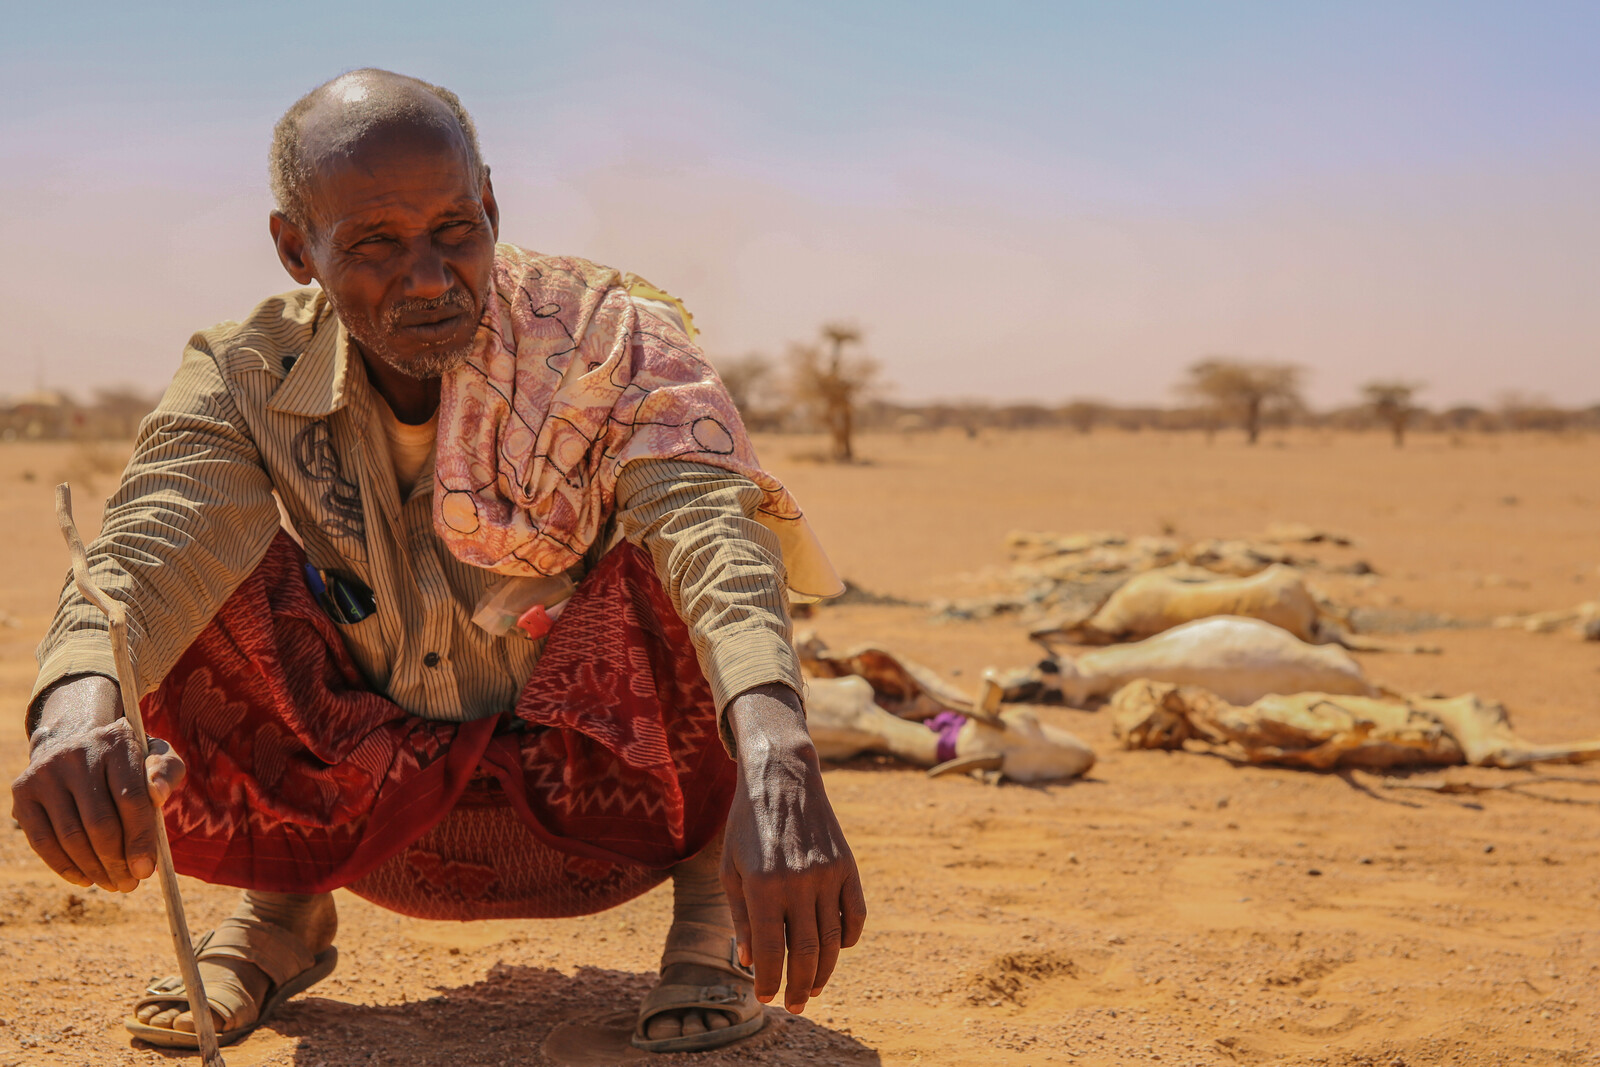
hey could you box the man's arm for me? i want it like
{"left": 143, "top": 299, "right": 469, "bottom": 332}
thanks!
{"left": 616, "top": 459, "right": 804, "bottom": 750}
{"left": 12, "top": 337, "right": 281, "bottom": 893}
{"left": 616, "top": 459, "right": 866, "bottom": 1014}
{"left": 722, "top": 682, "right": 867, "bottom": 1013}
{"left": 29, "top": 336, "right": 282, "bottom": 720}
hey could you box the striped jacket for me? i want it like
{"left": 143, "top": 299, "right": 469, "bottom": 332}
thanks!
{"left": 32, "top": 288, "right": 801, "bottom": 748}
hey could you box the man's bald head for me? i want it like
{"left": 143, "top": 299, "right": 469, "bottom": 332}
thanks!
{"left": 268, "top": 69, "right": 487, "bottom": 232}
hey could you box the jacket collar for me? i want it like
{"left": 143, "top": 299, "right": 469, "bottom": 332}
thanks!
{"left": 267, "top": 292, "right": 358, "bottom": 417}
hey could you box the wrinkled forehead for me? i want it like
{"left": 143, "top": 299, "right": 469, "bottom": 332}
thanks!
{"left": 301, "top": 114, "right": 477, "bottom": 227}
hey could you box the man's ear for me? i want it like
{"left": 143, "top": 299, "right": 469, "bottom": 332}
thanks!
{"left": 481, "top": 171, "right": 500, "bottom": 242}
{"left": 270, "top": 212, "right": 319, "bottom": 285}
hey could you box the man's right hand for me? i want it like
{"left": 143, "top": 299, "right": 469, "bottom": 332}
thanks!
{"left": 10, "top": 675, "right": 185, "bottom": 892}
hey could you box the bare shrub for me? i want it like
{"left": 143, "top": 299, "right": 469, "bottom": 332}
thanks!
{"left": 789, "top": 324, "right": 879, "bottom": 462}
{"left": 1362, "top": 381, "right": 1424, "bottom": 447}
{"left": 1179, "top": 359, "right": 1305, "bottom": 445}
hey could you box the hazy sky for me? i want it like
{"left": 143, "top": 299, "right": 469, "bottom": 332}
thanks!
{"left": 3, "top": 2, "right": 1597, "bottom": 408}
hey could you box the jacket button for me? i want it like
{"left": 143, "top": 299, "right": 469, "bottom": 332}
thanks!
{"left": 423, "top": 652, "right": 441, "bottom": 668}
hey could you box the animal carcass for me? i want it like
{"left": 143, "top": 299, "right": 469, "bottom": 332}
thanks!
{"left": 991, "top": 616, "right": 1375, "bottom": 707}
{"left": 1111, "top": 679, "right": 1600, "bottom": 770}
{"left": 795, "top": 630, "right": 996, "bottom": 721}
{"left": 1032, "top": 564, "right": 1326, "bottom": 646}
{"left": 1493, "top": 601, "right": 1600, "bottom": 639}
{"left": 1179, "top": 539, "right": 1300, "bottom": 577}
{"left": 805, "top": 675, "right": 1095, "bottom": 783}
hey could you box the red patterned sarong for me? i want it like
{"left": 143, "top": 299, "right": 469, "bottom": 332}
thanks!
{"left": 140, "top": 533, "right": 735, "bottom": 920}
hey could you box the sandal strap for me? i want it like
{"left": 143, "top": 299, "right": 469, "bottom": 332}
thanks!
{"left": 193, "top": 917, "right": 318, "bottom": 989}
{"left": 145, "top": 929, "right": 218, "bottom": 995}
{"left": 133, "top": 969, "right": 252, "bottom": 1032}
{"left": 636, "top": 981, "right": 759, "bottom": 1026}
{"left": 658, "top": 921, "right": 752, "bottom": 979}
{"left": 143, "top": 918, "right": 317, "bottom": 998}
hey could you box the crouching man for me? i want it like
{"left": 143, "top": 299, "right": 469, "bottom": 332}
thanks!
{"left": 11, "top": 68, "right": 864, "bottom": 1055}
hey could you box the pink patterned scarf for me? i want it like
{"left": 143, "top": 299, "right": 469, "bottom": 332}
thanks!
{"left": 434, "top": 244, "right": 840, "bottom": 599}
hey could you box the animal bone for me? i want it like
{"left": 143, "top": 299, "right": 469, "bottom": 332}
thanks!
{"left": 991, "top": 616, "right": 1376, "bottom": 707}
{"left": 805, "top": 675, "right": 1095, "bottom": 783}
{"left": 1111, "top": 679, "right": 1600, "bottom": 770}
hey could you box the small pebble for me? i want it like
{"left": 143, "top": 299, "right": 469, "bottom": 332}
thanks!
{"left": 1307, "top": 868, "right": 1323, "bottom": 877}
{"left": 1359, "top": 856, "right": 1374, "bottom": 865}
{"left": 1483, "top": 843, "right": 1495, "bottom": 854}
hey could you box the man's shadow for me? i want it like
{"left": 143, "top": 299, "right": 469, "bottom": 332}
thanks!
{"left": 272, "top": 962, "right": 881, "bottom": 1066}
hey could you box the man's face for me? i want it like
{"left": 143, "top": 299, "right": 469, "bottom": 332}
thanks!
{"left": 291, "top": 122, "right": 498, "bottom": 380}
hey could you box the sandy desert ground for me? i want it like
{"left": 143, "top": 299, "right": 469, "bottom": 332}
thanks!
{"left": 2, "top": 428, "right": 1599, "bottom": 1067}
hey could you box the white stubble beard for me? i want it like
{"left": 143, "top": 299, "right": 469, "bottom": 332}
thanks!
{"left": 328, "top": 288, "right": 480, "bottom": 381}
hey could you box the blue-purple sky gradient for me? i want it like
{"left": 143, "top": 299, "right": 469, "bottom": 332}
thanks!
{"left": 3, "top": 2, "right": 1596, "bottom": 407}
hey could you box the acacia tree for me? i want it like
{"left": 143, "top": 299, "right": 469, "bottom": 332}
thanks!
{"left": 1059, "top": 399, "right": 1105, "bottom": 435}
{"left": 1181, "top": 358, "right": 1304, "bottom": 445}
{"left": 790, "top": 323, "right": 878, "bottom": 462}
{"left": 1362, "top": 381, "right": 1423, "bottom": 447}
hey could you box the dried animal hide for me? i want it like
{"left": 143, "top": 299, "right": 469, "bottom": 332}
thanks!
{"left": 1112, "top": 680, "right": 1600, "bottom": 770}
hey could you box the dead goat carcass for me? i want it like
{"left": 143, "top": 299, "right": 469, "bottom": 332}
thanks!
{"left": 1029, "top": 564, "right": 1431, "bottom": 654}
{"left": 989, "top": 615, "right": 1376, "bottom": 707}
{"left": 796, "top": 632, "right": 1094, "bottom": 782}
{"left": 795, "top": 630, "right": 992, "bottom": 720}
{"left": 1031, "top": 564, "right": 1328, "bottom": 646}
{"left": 1111, "top": 679, "right": 1600, "bottom": 770}
{"left": 805, "top": 675, "right": 1095, "bottom": 782}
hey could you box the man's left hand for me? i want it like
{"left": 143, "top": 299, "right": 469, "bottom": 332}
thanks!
{"left": 721, "top": 683, "right": 867, "bottom": 1014}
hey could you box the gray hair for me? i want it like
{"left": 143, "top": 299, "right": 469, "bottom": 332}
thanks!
{"left": 268, "top": 69, "right": 487, "bottom": 232}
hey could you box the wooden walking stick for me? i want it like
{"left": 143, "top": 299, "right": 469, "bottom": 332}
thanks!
{"left": 56, "top": 483, "right": 226, "bottom": 1066}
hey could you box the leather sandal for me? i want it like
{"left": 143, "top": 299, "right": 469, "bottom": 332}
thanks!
{"left": 125, "top": 917, "right": 338, "bottom": 1049}
{"left": 631, "top": 920, "right": 765, "bottom": 1053}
